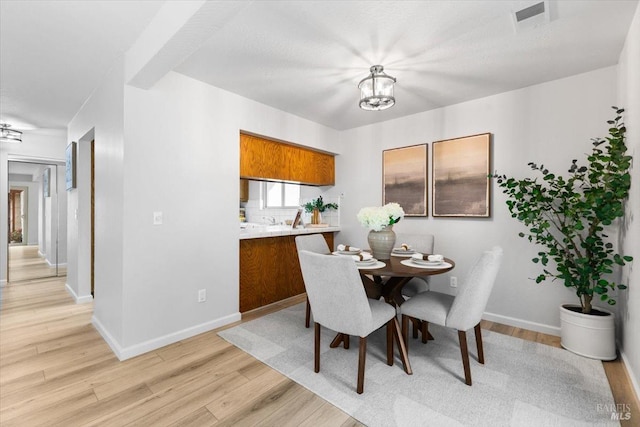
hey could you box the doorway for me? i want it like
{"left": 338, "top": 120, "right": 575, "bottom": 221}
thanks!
{"left": 7, "top": 161, "right": 65, "bottom": 282}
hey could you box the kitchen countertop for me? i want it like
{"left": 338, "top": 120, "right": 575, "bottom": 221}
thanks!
{"left": 239, "top": 224, "right": 340, "bottom": 240}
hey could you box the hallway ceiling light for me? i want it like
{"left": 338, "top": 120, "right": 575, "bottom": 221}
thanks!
{"left": 1, "top": 124, "right": 22, "bottom": 143}
{"left": 358, "top": 65, "right": 396, "bottom": 111}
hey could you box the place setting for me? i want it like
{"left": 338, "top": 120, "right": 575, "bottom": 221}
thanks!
{"left": 391, "top": 243, "right": 416, "bottom": 257}
{"left": 400, "top": 253, "right": 453, "bottom": 269}
{"left": 332, "top": 244, "right": 386, "bottom": 269}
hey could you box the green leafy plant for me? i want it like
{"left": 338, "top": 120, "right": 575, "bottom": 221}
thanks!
{"left": 492, "top": 106, "right": 632, "bottom": 314}
{"left": 302, "top": 195, "right": 338, "bottom": 213}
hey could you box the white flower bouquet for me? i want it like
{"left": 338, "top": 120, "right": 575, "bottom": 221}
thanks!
{"left": 357, "top": 203, "right": 405, "bottom": 231}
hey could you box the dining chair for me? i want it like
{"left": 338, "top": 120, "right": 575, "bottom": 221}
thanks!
{"left": 394, "top": 233, "right": 435, "bottom": 298}
{"left": 400, "top": 246, "right": 503, "bottom": 386}
{"left": 295, "top": 234, "right": 331, "bottom": 328}
{"left": 298, "top": 250, "right": 402, "bottom": 394}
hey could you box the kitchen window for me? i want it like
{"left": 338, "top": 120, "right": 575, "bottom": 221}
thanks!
{"left": 262, "top": 182, "right": 300, "bottom": 208}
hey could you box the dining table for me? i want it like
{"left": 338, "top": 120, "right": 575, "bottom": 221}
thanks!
{"left": 329, "top": 249, "right": 455, "bottom": 376}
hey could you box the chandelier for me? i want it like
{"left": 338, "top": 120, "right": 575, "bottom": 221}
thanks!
{"left": 0, "top": 124, "right": 22, "bottom": 143}
{"left": 358, "top": 65, "right": 396, "bottom": 111}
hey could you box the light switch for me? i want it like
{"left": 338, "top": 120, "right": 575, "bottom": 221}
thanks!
{"left": 153, "top": 211, "right": 163, "bottom": 225}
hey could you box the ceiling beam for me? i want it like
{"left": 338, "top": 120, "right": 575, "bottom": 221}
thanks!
{"left": 125, "top": 0, "right": 249, "bottom": 90}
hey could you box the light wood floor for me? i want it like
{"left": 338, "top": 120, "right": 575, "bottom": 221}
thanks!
{"left": 1, "top": 276, "right": 638, "bottom": 426}
{"left": 8, "top": 245, "right": 66, "bottom": 282}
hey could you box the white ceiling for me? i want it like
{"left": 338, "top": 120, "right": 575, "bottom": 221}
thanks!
{"left": 1, "top": 0, "right": 638, "bottom": 132}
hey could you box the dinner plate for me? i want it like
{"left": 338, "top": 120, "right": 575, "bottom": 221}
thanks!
{"left": 357, "top": 261, "right": 386, "bottom": 270}
{"left": 400, "top": 259, "right": 452, "bottom": 269}
{"left": 391, "top": 252, "right": 414, "bottom": 257}
{"left": 392, "top": 247, "right": 415, "bottom": 254}
{"left": 338, "top": 249, "right": 361, "bottom": 255}
{"left": 332, "top": 250, "right": 362, "bottom": 257}
{"left": 411, "top": 258, "right": 443, "bottom": 266}
{"left": 355, "top": 258, "right": 377, "bottom": 265}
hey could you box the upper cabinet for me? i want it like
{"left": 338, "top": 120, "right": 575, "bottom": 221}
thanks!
{"left": 240, "top": 178, "right": 249, "bottom": 202}
{"left": 240, "top": 133, "right": 335, "bottom": 186}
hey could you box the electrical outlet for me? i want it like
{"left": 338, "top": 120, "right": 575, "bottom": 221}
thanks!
{"left": 198, "top": 289, "right": 206, "bottom": 303}
{"left": 450, "top": 276, "right": 458, "bottom": 288}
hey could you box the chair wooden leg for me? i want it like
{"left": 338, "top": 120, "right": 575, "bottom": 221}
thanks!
{"left": 458, "top": 330, "right": 472, "bottom": 386}
{"left": 474, "top": 323, "right": 484, "bottom": 364}
{"left": 344, "top": 335, "right": 350, "bottom": 349}
{"left": 422, "top": 321, "right": 430, "bottom": 344}
{"left": 314, "top": 323, "right": 321, "bottom": 373}
{"left": 412, "top": 319, "right": 419, "bottom": 339}
{"left": 305, "top": 298, "right": 311, "bottom": 328}
{"left": 386, "top": 320, "right": 394, "bottom": 366}
{"left": 357, "top": 337, "right": 367, "bottom": 394}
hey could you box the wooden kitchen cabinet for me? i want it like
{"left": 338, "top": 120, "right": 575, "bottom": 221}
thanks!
{"left": 240, "top": 233, "right": 334, "bottom": 312}
{"left": 240, "top": 133, "right": 335, "bottom": 186}
{"left": 240, "top": 179, "right": 249, "bottom": 202}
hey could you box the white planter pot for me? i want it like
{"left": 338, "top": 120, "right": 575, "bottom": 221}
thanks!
{"left": 560, "top": 304, "right": 616, "bottom": 361}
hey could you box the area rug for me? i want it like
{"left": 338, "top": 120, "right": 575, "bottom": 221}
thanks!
{"left": 218, "top": 303, "right": 619, "bottom": 426}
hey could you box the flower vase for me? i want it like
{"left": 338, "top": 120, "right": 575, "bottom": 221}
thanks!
{"left": 368, "top": 225, "right": 396, "bottom": 260}
{"left": 311, "top": 208, "right": 321, "bottom": 225}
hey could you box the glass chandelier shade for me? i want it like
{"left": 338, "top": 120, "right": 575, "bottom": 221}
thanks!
{"left": 0, "top": 124, "right": 22, "bottom": 143}
{"left": 358, "top": 65, "right": 396, "bottom": 111}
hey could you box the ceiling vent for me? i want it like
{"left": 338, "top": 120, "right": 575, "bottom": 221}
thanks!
{"left": 512, "top": 1, "right": 551, "bottom": 33}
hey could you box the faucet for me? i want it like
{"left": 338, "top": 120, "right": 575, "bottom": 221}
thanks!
{"left": 263, "top": 216, "right": 277, "bottom": 225}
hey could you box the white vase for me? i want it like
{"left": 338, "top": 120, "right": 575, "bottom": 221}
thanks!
{"left": 560, "top": 304, "right": 616, "bottom": 360}
{"left": 367, "top": 225, "right": 396, "bottom": 260}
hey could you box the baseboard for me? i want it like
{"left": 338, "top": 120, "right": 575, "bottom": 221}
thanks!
{"left": 93, "top": 312, "right": 242, "bottom": 361}
{"left": 64, "top": 283, "right": 93, "bottom": 304}
{"left": 620, "top": 349, "right": 640, "bottom": 403}
{"left": 483, "top": 311, "right": 561, "bottom": 336}
{"left": 46, "top": 260, "right": 67, "bottom": 268}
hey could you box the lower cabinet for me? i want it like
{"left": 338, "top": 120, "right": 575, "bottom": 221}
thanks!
{"left": 240, "top": 233, "right": 334, "bottom": 313}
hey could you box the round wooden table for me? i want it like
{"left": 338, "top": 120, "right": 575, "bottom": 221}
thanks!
{"left": 359, "top": 255, "right": 455, "bottom": 307}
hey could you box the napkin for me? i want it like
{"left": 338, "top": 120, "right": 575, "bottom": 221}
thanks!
{"left": 352, "top": 252, "right": 373, "bottom": 262}
{"left": 337, "top": 244, "right": 361, "bottom": 252}
{"left": 394, "top": 243, "right": 412, "bottom": 251}
{"left": 411, "top": 253, "right": 444, "bottom": 262}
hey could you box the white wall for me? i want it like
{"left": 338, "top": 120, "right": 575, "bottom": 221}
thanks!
{"left": 617, "top": 1, "right": 640, "bottom": 399}
{"left": 41, "top": 164, "right": 68, "bottom": 267}
{"left": 338, "top": 66, "right": 618, "bottom": 335}
{"left": 0, "top": 131, "right": 67, "bottom": 284}
{"left": 75, "top": 69, "right": 340, "bottom": 358}
{"left": 68, "top": 58, "right": 126, "bottom": 338}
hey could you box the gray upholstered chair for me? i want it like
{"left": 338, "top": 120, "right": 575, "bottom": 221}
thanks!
{"left": 295, "top": 234, "right": 331, "bottom": 328}
{"left": 394, "top": 233, "right": 435, "bottom": 298}
{"left": 400, "top": 246, "right": 503, "bottom": 386}
{"left": 298, "top": 250, "right": 401, "bottom": 394}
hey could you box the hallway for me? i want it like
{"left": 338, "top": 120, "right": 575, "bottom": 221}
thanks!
{"left": 8, "top": 245, "right": 65, "bottom": 282}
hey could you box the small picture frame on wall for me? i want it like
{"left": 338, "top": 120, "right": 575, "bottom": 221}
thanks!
{"left": 43, "top": 168, "right": 51, "bottom": 198}
{"left": 382, "top": 143, "right": 428, "bottom": 216}
{"left": 65, "top": 141, "right": 77, "bottom": 190}
{"left": 432, "top": 133, "right": 491, "bottom": 217}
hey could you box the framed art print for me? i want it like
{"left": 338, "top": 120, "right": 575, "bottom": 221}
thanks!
{"left": 43, "top": 168, "right": 51, "bottom": 198}
{"left": 432, "top": 133, "right": 491, "bottom": 217}
{"left": 383, "top": 143, "right": 428, "bottom": 216}
{"left": 66, "top": 141, "right": 77, "bottom": 190}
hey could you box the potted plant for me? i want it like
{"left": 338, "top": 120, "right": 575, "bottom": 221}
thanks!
{"left": 492, "top": 106, "right": 633, "bottom": 360}
{"left": 302, "top": 196, "right": 338, "bottom": 224}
